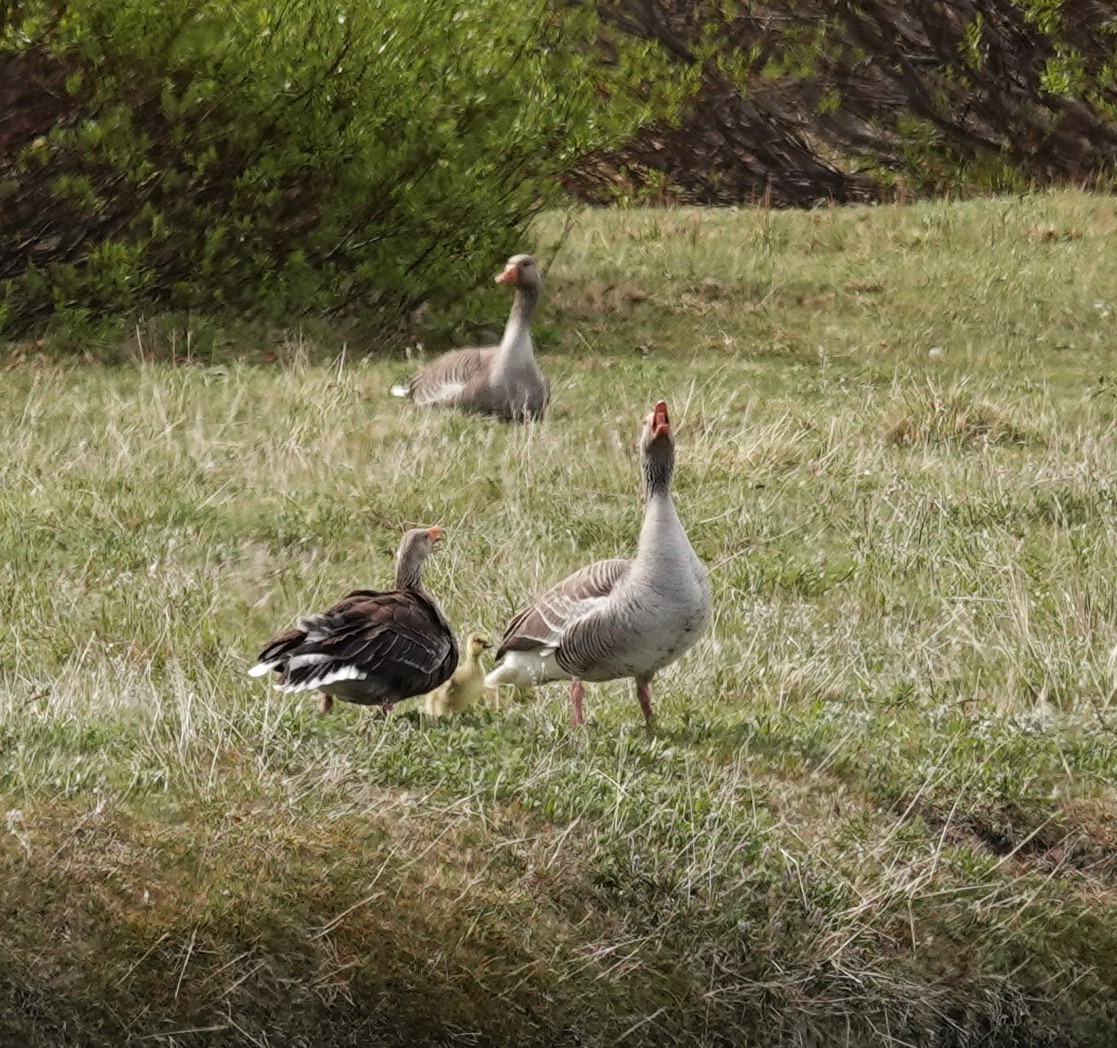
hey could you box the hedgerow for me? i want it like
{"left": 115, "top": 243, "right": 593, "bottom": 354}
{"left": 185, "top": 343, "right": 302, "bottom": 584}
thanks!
{"left": 0, "top": 0, "right": 674, "bottom": 336}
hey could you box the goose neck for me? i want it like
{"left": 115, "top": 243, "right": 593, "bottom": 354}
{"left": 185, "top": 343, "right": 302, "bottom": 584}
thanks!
{"left": 641, "top": 450, "right": 674, "bottom": 501}
{"left": 634, "top": 490, "right": 683, "bottom": 569}
{"left": 395, "top": 553, "right": 427, "bottom": 591}
{"left": 496, "top": 287, "right": 537, "bottom": 365}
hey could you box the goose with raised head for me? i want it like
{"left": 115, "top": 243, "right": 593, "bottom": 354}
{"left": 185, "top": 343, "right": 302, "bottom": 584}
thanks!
{"left": 391, "top": 254, "right": 549, "bottom": 421}
{"left": 248, "top": 527, "right": 458, "bottom": 716}
{"left": 485, "top": 401, "right": 711, "bottom": 728}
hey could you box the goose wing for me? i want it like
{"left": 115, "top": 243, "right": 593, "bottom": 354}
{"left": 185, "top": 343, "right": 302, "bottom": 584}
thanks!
{"left": 252, "top": 589, "right": 457, "bottom": 700}
{"left": 496, "top": 559, "right": 630, "bottom": 659}
{"left": 404, "top": 346, "right": 495, "bottom": 407}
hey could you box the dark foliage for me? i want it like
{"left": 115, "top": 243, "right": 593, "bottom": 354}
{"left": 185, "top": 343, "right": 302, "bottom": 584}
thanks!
{"left": 571, "top": 0, "right": 1117, "bottom": 205}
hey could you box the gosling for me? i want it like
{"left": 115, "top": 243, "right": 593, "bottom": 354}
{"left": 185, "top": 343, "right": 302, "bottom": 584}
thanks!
{"left": 424, "top": 634, "right": 491, "bottom": 718}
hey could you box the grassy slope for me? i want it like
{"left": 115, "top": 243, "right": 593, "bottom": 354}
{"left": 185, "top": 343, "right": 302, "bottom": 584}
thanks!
{"left": 3, "top": 192, "right": 1117, "bottom": 1046}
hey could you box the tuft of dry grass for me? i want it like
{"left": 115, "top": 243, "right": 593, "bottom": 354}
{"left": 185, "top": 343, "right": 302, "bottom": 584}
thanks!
{"left": 884, "top": 378, "right": 1037, "bottom": 448}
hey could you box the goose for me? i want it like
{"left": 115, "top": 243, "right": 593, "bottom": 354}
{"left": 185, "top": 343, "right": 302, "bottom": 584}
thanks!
{"left": 248, "top": 527, "right": 457, "bottom": 716}
{"left": 390, "top": 254, "right": 549, "bottom": 421}
{"left": 424, "top": 633, "right": 491, "bottom": 717}
{"left": 485, "top": 400, "right": 711, "bottom": 729}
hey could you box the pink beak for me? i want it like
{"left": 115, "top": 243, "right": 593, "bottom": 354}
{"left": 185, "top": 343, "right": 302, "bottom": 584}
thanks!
{"left": 652, "top": 400, "right": 670, "bottom": 439}
{"left": 427, "top": 525, "right": 443, "bottom": 542}
{"left": 495, "top": 263, "right": 518, "bottom": 286}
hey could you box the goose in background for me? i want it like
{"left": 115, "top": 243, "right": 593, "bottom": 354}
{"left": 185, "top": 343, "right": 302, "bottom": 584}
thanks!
{"left": 249, "top": 527, "right": 457, "bottom": 716}
{"left": 391, "top": 254, "right": 549, "bottom": 421}
{"left": 424, "top": 633, "right": 491, "bottom": 717}
{"left": 485, "top": 401, "right": 711, "bottom": 729}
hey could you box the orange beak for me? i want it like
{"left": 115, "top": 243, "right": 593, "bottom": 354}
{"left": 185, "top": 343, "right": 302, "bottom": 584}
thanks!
{"left": 427, "top": 525, "right": 443, "bottom": 542}
{"left": 495, "top": 263, "right": 518, "bottom": 286}
{"left": 652, "top": 400, "right": 670, "bottom": 439}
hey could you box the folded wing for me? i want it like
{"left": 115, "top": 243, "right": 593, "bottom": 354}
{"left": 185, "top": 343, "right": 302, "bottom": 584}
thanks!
{"left": 497, "top": 559, "right": 630, "bottom": 658}
{"left": 406, "top": 347, "right": 494, "bottom": 407}
{"left": 252, "top": 589, "right": 457, "bottom": 701}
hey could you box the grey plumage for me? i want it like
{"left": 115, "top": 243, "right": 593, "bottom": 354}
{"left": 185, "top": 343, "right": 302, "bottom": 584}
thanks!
{"left": 392, "top": 254, "right": 549, "bottom": 421}
{"left": 496, "top": 559, "right": 630, "bottom": 674}
{"left": 486, "top": 401, "right": 711, "bottom": 728}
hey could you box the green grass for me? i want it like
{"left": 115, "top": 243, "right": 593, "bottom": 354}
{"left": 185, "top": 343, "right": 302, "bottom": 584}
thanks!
{"left": 4, "top": 190, "right": 1117, "bottom": 1046}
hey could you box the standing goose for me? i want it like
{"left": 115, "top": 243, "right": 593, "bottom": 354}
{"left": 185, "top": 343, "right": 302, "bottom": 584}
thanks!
{"left": 390, "top": 254, "right": 549, "bottom": 421}
{"left": 248, "top": 527, "right": 457, "bottom": 716}
{"left": 485, "top": 401, "right": 711, "bottom": 729}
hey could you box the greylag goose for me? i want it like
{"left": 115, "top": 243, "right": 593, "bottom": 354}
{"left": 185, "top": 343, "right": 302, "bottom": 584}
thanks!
{"left": 390, "top": 254, "right": 549, "bottom": 421}
{"left": 485, "top": 401, "right": 711, "bottom": 728}
{"left": 248, "top": 527, "right": 457, "bottom": 715}
{"left": 424, "top": 633, "right": 491, "bottom": 717}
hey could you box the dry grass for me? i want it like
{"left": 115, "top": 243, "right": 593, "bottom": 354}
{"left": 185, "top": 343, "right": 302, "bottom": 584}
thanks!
{"left": 3, "top": 191, "right": 1117, "bottom": 1045}
{"left": 883, "top": 377, "right": 1038, "bottom": 448}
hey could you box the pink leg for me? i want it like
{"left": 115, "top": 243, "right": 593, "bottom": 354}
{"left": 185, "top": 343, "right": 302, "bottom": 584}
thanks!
{"left": 636, "top": 680, "right": 657, "bottom": 730}
{"left": 318, "top": 693, "right": 333, "bottom": 717}
{"left": 570, "top": 680, "right": 585, "bottom": 727}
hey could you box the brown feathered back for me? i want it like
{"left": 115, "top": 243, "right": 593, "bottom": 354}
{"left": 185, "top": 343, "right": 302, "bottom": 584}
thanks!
{"left": 249, "top": 528, "right": 458, "bottom": 707}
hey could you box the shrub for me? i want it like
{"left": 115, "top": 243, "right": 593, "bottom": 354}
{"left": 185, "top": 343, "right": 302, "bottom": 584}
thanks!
{"left": 0, "top": 0, "right": 671, "bottom": 336}
{"left": 574, "top": 0, "right": 1117, "bottom": 205}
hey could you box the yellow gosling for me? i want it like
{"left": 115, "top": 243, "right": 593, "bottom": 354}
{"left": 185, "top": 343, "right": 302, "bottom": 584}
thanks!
{"left": 424, "top": 633, "right": 491, "bottom": 717}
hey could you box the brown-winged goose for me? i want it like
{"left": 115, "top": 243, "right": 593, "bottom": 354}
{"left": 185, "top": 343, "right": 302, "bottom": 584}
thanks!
{"left": 485, "top": 401, "right": 711, "bottom": 728}
{"left": 390, "top": 254, "right": 549, "bottom": 421}
{"left": 424, "top": 632, "right": 491, "bottom": 717}
{"left": 249, "top": 526, "right": 457, "bottom": 715}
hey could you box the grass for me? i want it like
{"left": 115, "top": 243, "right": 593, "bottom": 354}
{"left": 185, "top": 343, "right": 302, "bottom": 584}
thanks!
{"left": 3, "top": 190, "right": 1117, "bottom": 1045}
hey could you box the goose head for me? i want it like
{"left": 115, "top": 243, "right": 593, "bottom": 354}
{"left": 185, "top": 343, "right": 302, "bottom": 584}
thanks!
{"left": 395, "top": 525, "right": 443, "bottom": 588}
{"left": 639, "top": 400, "right": 675, "bottom": 499}
{"left": 495, "top": 254, "right": 542, "bottom": 294}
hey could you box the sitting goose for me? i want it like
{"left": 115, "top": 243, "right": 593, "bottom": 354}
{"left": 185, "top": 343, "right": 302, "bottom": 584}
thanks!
{"left": 485, "top": 401, "right": 711, "bottom": 729}
{"left": 390, "top": 254, "right": 549, "bottom": 421}
{"left": 248, "top": 527, "right": 457, "bottom": 716}
{"left": 424, "top": 632, "right": 491, "bottom": 717}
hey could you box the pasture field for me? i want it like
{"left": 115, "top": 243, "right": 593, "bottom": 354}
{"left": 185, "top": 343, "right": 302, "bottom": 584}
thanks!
{"left": 3, "top": 192, "right": 1117, "bottom": 1046}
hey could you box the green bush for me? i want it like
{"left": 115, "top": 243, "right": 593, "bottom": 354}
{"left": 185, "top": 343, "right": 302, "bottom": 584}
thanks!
{"left": 0, "top": 0, "right": 669, "bottom": 337}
